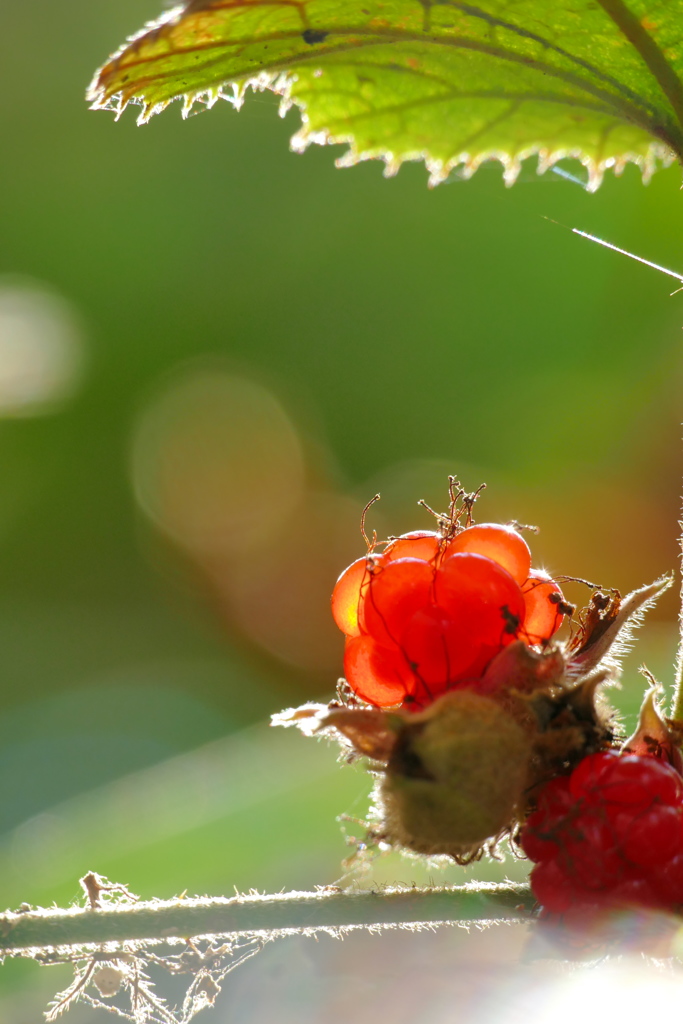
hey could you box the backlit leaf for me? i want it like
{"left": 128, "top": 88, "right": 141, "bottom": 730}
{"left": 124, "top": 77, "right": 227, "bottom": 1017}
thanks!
{"left": 88, "top": 1, "right": 683, "bottom": 188}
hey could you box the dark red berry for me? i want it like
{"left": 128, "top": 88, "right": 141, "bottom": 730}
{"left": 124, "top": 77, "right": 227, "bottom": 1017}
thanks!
{"left": 521, "top": 750, "right": 683, "bottom": 921}
{"left": 652, "top": 851, "right": 683, "bottom": 905}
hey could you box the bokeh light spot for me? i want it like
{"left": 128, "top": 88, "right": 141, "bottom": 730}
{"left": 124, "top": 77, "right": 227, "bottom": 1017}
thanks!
{"left": 132, "top": 366, "right": 306, "bottom": 557}
{"left": 0, "top": 278, "right": 85, "bottom": 416}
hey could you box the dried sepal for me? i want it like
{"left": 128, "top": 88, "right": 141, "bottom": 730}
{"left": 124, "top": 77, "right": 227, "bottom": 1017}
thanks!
{"left": 272, "top": 702, "right": 400, "bottom": 762}
{"left": 477, "top": 639, "right": 616, "bottom": 777}
{"left": 623, "top": 677, "right": 683, "bottom": 773}
{"left": 526, "top": 669, "right": 615, "bottom": 789}
{"left": 314, "top": 706, "right": 401, "bottom": 763}
{"left": 568, "top": 576, "right": 673, "bottom": 678}
{"left": 270, "top": 703, "right": 331, "bottom": 736}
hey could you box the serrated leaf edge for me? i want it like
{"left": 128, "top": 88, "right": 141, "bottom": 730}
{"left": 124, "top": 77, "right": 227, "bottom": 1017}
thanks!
{"left": 88, "top": 66, "right": 676, "bottom": 191}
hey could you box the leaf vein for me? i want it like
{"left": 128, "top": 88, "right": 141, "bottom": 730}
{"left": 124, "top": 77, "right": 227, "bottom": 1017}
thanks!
{"left": 436, "top": 0, "right": 664, "bottom": 120}
{"left": 309, "top": 86, "right": 621, "bottom": 134}
{"left": 596, "top": 0, "right": 683, "bottom": 136}
{"left": 106, "top": 25, "right": 667, "bottom": 140}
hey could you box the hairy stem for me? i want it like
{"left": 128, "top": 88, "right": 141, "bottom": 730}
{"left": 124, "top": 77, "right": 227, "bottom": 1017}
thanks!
{"left": 0, "top": 884, "right": 534, "bottom": 954}
{"left": 672, "top": 506, "right": 683, "bottom": 722}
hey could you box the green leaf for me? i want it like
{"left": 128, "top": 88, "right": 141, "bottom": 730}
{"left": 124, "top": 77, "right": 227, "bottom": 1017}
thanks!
{"left": 88, "top": 0, "right": 683, "bottom": 189}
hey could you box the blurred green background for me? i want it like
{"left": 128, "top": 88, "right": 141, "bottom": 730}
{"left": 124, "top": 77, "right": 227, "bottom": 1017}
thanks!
{"left": 2, "top": 0, "right": 683, "bottom": 1017}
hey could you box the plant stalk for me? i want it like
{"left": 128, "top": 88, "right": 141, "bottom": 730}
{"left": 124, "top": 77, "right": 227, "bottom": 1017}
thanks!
{"left": 0, "top": 884, "right": 534, "bottom": 954}
{"left": 671, "top": 491, "right": 683, "bottom": 722}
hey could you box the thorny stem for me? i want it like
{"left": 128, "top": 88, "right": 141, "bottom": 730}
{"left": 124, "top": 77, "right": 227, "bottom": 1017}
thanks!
{"left": 0, "top": 884, "right": 534, "bottom": 954}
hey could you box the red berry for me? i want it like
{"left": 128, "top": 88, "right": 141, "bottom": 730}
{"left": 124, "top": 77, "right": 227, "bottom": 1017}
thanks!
{"left": 363, "top": 552, "right": 527, "bottom": 705}
{"left": 447, "top": 524, "right": 531, "bottom": 584}
{"left": 572, "top": 752, "right": 683, "bottom": 807}
{"left": 331, "top": 513, "right": 556, "bottom": 710}
{"left": 521, "top": 570, "right": 565, "bottom": 643}
{"left": 521, "top": 750, "right": 683, "bottom": 920}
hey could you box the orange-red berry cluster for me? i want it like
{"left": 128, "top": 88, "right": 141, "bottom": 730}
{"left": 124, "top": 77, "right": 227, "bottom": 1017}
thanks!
{"left": 332, "top": 523, "right": 565, "bottom": 709}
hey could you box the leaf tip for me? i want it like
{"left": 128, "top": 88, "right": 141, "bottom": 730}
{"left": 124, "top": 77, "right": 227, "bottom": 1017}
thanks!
{"left": 382, "top": 155, "right": 401, "bottom": 179}
{"left": 503, "top": 156, "right": 523, "bottom": 188}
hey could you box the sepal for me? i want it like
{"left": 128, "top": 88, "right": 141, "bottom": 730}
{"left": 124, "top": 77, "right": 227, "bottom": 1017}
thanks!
{"left": 623, "top": 678, "right": 683, "bottom": 774}
{"left": 567, "top": 576, "right": 673, "bottom": 678}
